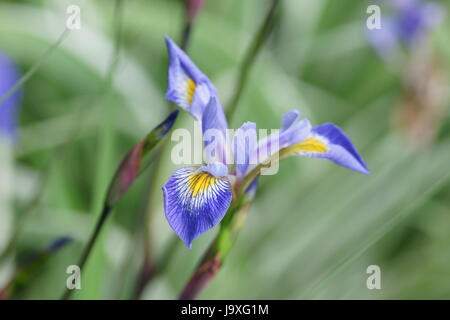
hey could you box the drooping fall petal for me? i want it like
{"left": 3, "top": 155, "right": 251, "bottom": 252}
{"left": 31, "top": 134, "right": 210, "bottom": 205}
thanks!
{"left": 163, "top": 163, "right": 232, "bottom": 248}
{"left": 290, "top": 123, "right": 370, "bottom": 174}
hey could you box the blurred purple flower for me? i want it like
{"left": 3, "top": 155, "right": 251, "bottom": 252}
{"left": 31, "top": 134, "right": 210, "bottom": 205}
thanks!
{"left": 394, "top": 0, "right": 443, "bottom": 43}
{"left": 367, "top": 0, "right": 444, "bottom": 58}
{"left": 0, "top": 52, "right": 22, "bottom": 141}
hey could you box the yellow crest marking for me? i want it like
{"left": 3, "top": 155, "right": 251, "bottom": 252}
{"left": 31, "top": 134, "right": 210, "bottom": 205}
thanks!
{"left": 289, "top": 137, "right": 329, "bottom": 154}
{"left": 188, "top": 171, "right": 216, "bottom": 197}
{"left": 186, "top": 78, "right": 196, "bottom": 104}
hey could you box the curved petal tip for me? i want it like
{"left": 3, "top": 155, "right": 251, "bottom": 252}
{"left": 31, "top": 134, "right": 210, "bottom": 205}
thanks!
{"left": 310, "top": 123, "right": 370, "bottom": 175}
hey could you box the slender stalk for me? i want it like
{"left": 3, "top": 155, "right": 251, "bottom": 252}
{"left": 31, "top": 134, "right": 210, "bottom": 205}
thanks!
{"left": 181, "top": 22, "right": 193, "bottom": 51}
{"left": 225, "top": 0, "right": 281, "bottom": 121}
{"left": 61, "top": 205, "right": 112, "bottom": 300}
{"left": 0, "top": 29, "right": 70, "bottom": 106}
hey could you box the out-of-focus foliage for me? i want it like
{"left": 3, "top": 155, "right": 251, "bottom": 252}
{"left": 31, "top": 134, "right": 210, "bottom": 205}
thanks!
{"left": 0, "top": 0, "right": 449, "bottom": 299}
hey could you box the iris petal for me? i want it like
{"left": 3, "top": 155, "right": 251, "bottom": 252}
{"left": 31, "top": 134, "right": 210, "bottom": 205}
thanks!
{"left": 202, "top": 97, "right": 229, "bottom": 164}
{"left": 233, "top": 122, "right": 257, "bottom": 179}
{"left": 252, "top": 110, "right": 311, "bottom": 169}
{"left": 165, "top": 37, "right": 217, "bottom": 120}
{"left": 281, "top": 110, "right": 300, "bottom": 132}
{"left": 165, "top": 37, "right": 229, "bottom": 164}
{"left": 162, "top": 164, "right": 232, "bottom": 248}
{"left": 303, "top": 123, "right": 370, "bottom": 174}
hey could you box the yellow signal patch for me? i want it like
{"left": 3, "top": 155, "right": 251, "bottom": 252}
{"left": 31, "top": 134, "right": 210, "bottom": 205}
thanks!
{"left": 290, "top": 137, "right": 329, "bottom": 154}
{"left": 188, "top": 171, "right": 217, "bottom": 197}
{"left": 186, "top": 78, "right": 196, "bottom": 104}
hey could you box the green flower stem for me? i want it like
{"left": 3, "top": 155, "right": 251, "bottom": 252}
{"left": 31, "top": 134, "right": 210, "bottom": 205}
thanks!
{"left": 225, "top": 0, "right": 281, "bottom": 121}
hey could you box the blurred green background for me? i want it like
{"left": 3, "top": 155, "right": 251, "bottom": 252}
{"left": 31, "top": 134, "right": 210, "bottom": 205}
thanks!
{"left": 0, "top": 0, "right": 450, "bottom": 299}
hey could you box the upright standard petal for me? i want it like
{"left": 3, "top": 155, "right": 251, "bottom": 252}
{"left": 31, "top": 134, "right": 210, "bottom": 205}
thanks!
{"left": 165, "top": 36, "right": 216, "bottom": 119}
{"left": 163, "top": 164, "right": 232, "bottom": 248}
{"left": 0, "top": 52, "right": 22, "bottom": 141}
{"left": 233, "top": 121, "right": 257, "bottom": 179}
{"left": 247, "top": 110, "right": 311, "bottom": 175}
{"left": 288, "top": 123, "right": 370, "bottom": 174}
{"left": 281, "top": 110, "right": 301, "bottom": 131}
{"left": 202, "top": 97, "right": 229, "bottom": 164}
{"left": 279, "top": 110, "right": 312, "bottom": 147}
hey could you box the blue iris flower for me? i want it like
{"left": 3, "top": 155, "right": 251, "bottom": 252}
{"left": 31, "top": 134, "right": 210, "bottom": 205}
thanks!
{"left": 367, "top": 0, "right": 443, "bottom": 58}
{"left": 0, "top": 52, "right": 22, "bottom": 142}
{"left": 163, "top": 37, "right": 369, "bottom": 248}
